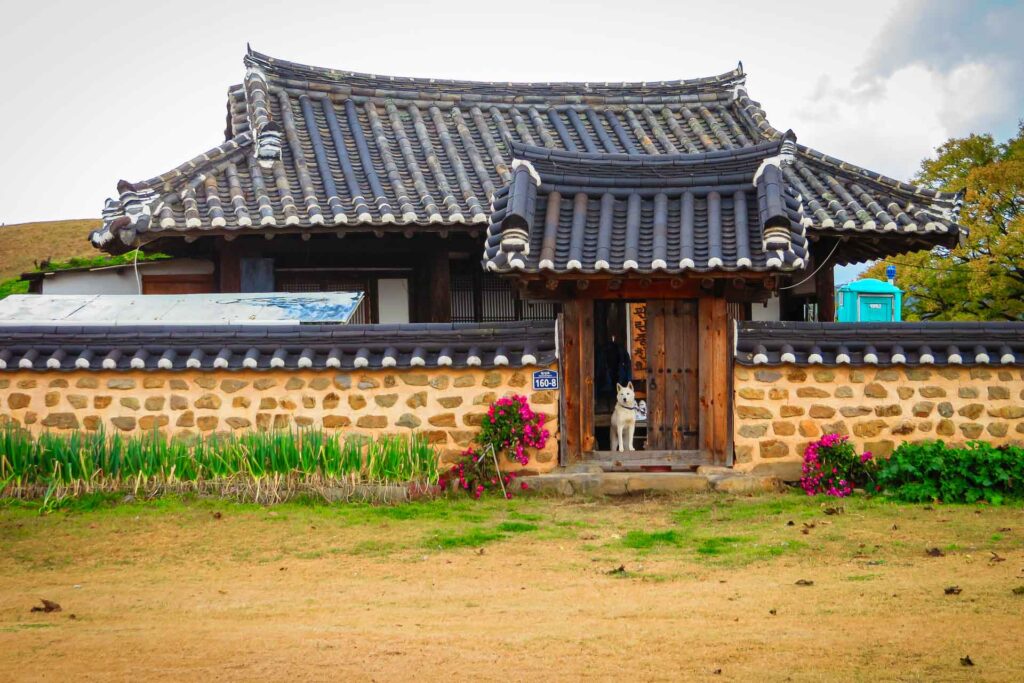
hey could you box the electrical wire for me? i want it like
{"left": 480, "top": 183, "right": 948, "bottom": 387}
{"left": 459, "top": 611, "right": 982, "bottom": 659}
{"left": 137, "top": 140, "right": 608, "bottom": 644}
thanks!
{"left": 778, "top": 238, "right": 842, "bottom": 290}
{"left": 133, "top": 248, "right": 141, "bottom": 294}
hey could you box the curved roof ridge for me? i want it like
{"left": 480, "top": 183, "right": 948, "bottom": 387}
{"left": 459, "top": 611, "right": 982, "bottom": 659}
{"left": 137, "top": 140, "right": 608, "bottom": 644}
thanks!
{"left": 245, "top": 47, "right": 746, "bottom": 98}
{"left": 130, "top": 133, "right": 254, "bottom": 191}
{"left": 508, "top": 137, "right": 784, "bottom": 167}
{"left": 795, "top": 144, "right": 961, "bottom": 204}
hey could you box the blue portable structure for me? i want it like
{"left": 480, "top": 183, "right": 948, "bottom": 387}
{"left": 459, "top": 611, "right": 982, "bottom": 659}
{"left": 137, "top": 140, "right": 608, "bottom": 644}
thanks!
{"left": 835, "top": 279, "right": 902, "bottom": 322}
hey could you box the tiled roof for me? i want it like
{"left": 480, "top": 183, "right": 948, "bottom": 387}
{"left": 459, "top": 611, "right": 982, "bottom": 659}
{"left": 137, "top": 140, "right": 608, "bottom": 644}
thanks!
{"left": 91, "top": 49, "right": 962, "bottom": 260}
{"left": 735, "top": 321, "right": 1024, "bottom": 366}
{"left": 483, "top": 139, "right": 809, "bottom": 274}
{"left": 0, "top": 322, "right": 555, "bottom": 371}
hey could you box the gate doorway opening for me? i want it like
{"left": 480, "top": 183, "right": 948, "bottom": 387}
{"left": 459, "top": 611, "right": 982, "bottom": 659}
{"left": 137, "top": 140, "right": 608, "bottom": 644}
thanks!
{"left": 582, "top": 298, "right": 710, "bottom": 470}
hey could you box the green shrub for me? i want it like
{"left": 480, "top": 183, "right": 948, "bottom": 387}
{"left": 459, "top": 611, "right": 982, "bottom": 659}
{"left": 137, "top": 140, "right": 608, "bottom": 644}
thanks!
{"left": 876, "top": 440, "right": 1024, "bottom": 504}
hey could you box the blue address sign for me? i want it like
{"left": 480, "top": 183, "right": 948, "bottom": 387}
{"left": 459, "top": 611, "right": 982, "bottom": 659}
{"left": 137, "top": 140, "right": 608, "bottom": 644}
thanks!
{"left": 532, "top": 369, "right": 559, "bottom": 391}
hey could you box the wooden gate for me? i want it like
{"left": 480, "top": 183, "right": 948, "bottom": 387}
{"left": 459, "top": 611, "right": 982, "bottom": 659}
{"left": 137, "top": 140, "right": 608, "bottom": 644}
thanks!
{"left": 645, "top": 299, "right": 699, "bottom": 450}
{"left": 558, "top": 296, "right": 729, "bottom": 468}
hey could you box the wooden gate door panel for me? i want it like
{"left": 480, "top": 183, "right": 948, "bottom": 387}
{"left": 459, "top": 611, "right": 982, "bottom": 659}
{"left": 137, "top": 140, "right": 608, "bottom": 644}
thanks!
{"left": 671, "top": 300, "right": 699, "bottom": 449}
{"left": 646, "top": 299, "right": 699, "bottom": 450}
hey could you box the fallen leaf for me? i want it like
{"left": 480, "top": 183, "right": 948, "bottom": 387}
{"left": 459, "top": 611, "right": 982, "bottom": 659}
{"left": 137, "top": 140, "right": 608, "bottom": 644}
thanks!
{"left": 990, "top": 552, "right": 1006, "bottom": 563}
{"left": 925, "top": 547, "right": 945, "bottom": 557}
{"left": 475, "top": 548, "right": 486, "bottom": 556}
{"left": 68, "top": 614, "right": 77, "bottom": 620}
{"left": 823, "top": 506, "right": 843, "bottom": 515}
{"left": 769, "top": 609, "right": 777, "bottom": 615}
{"left": 30, "top": 599, "right": 61, "bottom": 613}
{"left": 1011, "top": 586, "right": 1024, "bottom": 595}
{"left": 607, "top": 565, "right": 627, "bottom": 575}
{"left": 960, "top": 655, "right": 974, "bottom": 667}
{"left": 998, "top": 527, "right": 1012, "bottom": 532}
{"left": 712, "top": 668, "right": 722, "bottom": 675}
{"left": 795, "top": 579, "right": 814, "bottom": 586}
{"left": 892, "top": 524, "right": 899, "bottom": 531}
{"left": 944, "top": 586, "right": 962, "bottom": 595}
{"left": 786, "top": 520, "right": 795, "bottom": 526}
{"left": 212, "top": 511, "right": 222, "bottom": 520}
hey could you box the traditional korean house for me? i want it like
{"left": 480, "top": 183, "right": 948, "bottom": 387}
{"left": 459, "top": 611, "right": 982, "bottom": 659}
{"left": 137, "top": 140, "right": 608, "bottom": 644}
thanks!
{"left": 74, "top": 49, "right": 968, "bottom": 471}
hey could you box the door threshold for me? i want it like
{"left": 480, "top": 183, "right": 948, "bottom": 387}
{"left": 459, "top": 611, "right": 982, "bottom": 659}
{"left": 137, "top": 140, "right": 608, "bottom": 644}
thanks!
{"left": 586, "top": 449, "right": 710, "bottom": 472}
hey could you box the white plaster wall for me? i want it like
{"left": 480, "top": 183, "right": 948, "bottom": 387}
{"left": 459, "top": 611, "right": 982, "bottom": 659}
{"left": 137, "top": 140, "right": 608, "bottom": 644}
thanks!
{"left": 751, "top": 295, "right": 781, "bottom": 321}
{"left": 377, "top": 278, "right": 410, "bottom": 323}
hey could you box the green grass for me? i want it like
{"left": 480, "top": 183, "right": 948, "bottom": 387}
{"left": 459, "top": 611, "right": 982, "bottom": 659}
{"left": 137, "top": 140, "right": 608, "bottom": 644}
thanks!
{"left": 0, "top": 277, "right": 28, "bottom": 299}
{"left": 496, "top": 521, "right": 538, "bottom": 533}
{"left": 424, "top": 528, "right": 505, "bottom": 549}
{"left": 621, "top": 529, "right": 685, "bottom": 549}
{"left": 694, "top": 535, "right": 746, "bottom": 555}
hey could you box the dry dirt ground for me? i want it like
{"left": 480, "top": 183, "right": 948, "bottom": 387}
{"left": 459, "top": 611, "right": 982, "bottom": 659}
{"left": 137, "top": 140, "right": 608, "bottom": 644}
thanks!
{"left": 1, "top": 492, "right": 1023, "bottom": 682}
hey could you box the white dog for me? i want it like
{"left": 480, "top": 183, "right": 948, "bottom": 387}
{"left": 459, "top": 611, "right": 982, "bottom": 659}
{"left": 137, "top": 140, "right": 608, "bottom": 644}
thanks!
{"left": 610, "top": 382, "right": 638, "bottom": 452}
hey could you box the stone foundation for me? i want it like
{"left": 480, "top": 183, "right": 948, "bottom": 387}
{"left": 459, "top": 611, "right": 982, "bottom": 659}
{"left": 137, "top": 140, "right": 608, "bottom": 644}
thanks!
{"left": 733, "top": 364, "right": 1024, "bottom": 473}
{"left": 0, "top": 367, "right": 560, "bottom": 473}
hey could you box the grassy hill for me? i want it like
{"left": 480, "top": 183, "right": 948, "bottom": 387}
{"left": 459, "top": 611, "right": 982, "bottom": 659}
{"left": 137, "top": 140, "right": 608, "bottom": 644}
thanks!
{"left": 0, "top": 219, "right": 101, "bottom": 281}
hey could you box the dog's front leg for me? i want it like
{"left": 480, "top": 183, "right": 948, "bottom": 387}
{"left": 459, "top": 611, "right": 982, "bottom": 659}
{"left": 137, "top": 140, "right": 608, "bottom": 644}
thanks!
{"left": 626, "top": 421, "right": 635, "bottom": 452}
{"left": 616, "top": 424, "right": 625, "bottom": 452}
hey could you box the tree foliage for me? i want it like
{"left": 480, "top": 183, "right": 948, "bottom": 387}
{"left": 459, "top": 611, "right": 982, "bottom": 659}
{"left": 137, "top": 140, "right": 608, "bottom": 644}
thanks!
{"left": 861, "top": 124, "right": 1024, "bottom": 320}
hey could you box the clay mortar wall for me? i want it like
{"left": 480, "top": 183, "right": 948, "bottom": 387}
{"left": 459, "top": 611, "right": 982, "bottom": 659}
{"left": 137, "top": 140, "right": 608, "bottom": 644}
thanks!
{"left": 733, "top": 364, "right": 1024, "bottom": 475}
{"left": 0, "top": 367, "right": 560, "bottom": 473}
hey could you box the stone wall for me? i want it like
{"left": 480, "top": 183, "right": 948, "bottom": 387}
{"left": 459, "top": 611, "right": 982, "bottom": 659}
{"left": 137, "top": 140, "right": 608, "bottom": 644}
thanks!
{"left": 733, "top": 364, "right": 1024, "bottom": 476}
{"left": 0, "top": 367, "right": 560, "bottom": 473}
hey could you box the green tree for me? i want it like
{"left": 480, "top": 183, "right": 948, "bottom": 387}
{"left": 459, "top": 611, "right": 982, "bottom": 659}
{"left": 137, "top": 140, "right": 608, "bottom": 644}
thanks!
{"left": 861, "top": 124, "right": 1024, "bottom": 320}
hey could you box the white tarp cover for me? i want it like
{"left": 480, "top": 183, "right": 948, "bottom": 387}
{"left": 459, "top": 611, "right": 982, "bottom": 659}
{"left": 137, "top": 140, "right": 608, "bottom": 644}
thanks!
{"left": 0, "top": 293, "right": 365, "bottom": 326}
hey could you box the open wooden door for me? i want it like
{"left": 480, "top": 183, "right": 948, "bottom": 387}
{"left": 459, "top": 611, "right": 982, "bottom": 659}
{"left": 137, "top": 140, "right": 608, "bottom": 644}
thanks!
{"left": 645, "top": 299, "right": 699, "bottom": 451}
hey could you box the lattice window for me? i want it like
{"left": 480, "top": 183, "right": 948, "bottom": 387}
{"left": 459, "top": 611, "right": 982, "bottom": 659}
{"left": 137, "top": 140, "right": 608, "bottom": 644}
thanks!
{"left": 449, "top": 263, "right": 556, "bottom": 323}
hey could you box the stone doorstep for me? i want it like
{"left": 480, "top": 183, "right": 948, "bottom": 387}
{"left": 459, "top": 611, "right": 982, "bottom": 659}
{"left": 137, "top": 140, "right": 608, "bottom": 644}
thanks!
{"left": 520, "top": 470, "right": 785, "bottom": 497}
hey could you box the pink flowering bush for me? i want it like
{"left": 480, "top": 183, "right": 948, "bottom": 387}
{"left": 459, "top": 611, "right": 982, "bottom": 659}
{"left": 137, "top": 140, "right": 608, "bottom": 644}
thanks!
{"left": 800, "top": 433, "right": 877, "bottom": 497}
{"left": 478, "top": 394, "right": 550, "bottom": 466}
{"left": 439, "top": 394, "right": 549, "bottom": 499}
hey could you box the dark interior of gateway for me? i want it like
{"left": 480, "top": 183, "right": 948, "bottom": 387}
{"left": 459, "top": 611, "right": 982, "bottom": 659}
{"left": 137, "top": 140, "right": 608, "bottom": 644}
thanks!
{"left": 592, "top": 301, "right": 641, "bottom": 450}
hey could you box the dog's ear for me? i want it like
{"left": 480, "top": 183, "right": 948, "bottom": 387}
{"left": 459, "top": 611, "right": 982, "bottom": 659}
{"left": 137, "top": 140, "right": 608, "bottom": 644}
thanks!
{"left": 615, "top": 383, "right": 623, "bottom": 392}
{"left": 627, "top": 381, "right": 634, "bottom": 391}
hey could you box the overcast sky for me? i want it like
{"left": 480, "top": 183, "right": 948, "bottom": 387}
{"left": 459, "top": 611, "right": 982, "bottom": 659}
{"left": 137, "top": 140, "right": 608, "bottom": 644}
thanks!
{"left": 1, "top": 0, "right": 1020, "bottom": 280}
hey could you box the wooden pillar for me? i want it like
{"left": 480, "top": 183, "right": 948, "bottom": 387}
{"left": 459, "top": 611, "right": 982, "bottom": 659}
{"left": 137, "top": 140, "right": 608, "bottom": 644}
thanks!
{"left": 815, "top": 244, "right": 836, "bottom": 322}
{"left": 698, "top": 296, "right": 729, "bottom": 464}
{"left": 427, "top": 247, "right": 451, "bottom": 322}
{"left": 560, "top": 298, "right": 593, "bottom": 463}
{"left": 412, "top": 247, "right": 452, "bottom": 322}
{"left": 218, "top": 242, "right": 241, "bottom": 293}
